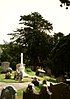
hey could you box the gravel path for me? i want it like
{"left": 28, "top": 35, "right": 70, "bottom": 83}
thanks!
{"left": 0, "top": 82, "right": 31, "bottom": 94}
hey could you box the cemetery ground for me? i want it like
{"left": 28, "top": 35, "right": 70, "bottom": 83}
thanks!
{"left": 0, "top": 66, "right": 57, "bottom": 99}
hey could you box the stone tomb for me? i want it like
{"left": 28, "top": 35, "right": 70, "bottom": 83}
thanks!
{"left": 1, "top": 62, "right": 10, "bottom": 73}
{"left": 1, "top": 85, "right": 17, "bottom": 99}
{"left": 36, "top": 68, "right": 45, "bottom": 77}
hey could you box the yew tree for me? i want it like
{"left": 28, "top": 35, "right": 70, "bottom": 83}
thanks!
{"left": 9, "top": 12, "right": 53, "bottom": 67}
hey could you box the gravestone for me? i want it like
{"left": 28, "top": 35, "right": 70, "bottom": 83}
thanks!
{"left": 5, "top": 72, "right": 11, "bottom": 79}
{"left": 36, "top": 68, "right": 45, "bottom": 77}
{"left": 46, "top": 67, "right": 51, "bottom": 76}
{"left": 6, "top": 67, "right": 12, "bottom": 73}
{"left": 39, "top": 84, "right": 52, "bottom": 99}
{"left": 49, "top": 82, "right": 70, "bottom": 99}
{"left": 32, "top": 77, "right": 39, "bottom": 86}
{"left": 1, "top": 62, "right": 10, "bottom": 73}
{"left": 23, "top": 84, "right": 52, "bottom": 99}
{"left": 23, "top": 83, "right": 39, "bottom": 99}
{"left": 16, "top": 53, "right": 29, "bottom": 78}
{"left": 1, "top": 85, "right": 17, "bottom": 99}
{"left": 14, "top": 69, "right": 23, "bottom": 82}
{"left": 42, "top": 80, "right": 47, "bottom": 84}
{"left": 23, "top": 84, "right": 34, "bottom": 99}
{"left": 56, "top": 75, "right": 65, "bottom": 82}
{"left": 16, "top": 53, "right": 25, "bottom": 76}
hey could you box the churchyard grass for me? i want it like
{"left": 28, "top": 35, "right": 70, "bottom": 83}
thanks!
{"left": 16, "top": 89, "right": 24, "bottom": 99}
{"left": 0, "top": 67, "right": 57, "bottom": 99}
{"left": 25, "top": 68, "right": 35, "bottom": 76}
{"left": 0, "top": 70, "right": 33, "bottom": 83}
{"left": 0, "top": 67, "right": 56, "bottom": 83}
{"left": 0, "top": 72, "right": 19, "bottom": 83}
{"left": 16, "top": 85, "right": 41, "bottom": 99}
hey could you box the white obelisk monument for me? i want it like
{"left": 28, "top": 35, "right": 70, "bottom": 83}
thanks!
{"left": 19, "top": 53, "right": 25, "bottom": 77}
{"left": 21, "top": 53, "right": 23, "bottom": 66}
{"left": 19, "top": 53, "right": 29, "bottom": 77}
{"left": 21, "top": 53, "right": 25, "bottom": 69}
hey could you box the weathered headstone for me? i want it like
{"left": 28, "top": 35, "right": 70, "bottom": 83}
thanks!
{"left": 1, "top": 62, "right": 10, "bottom": 73}
{"left": 23, "top": 84, "right": 34, "bottom": 99}
{"left": 56, "top": 75, "right": 65, "bottom": 82}
{"left": 49, "top": 82, "right": 70, "bottom": 99}
{"left": 36, "top": 68, "right": 45, "bottom": 77}
{"left": 5, "top": 72, "right": 11, "bottom": 79}
{"left": 1, "top": 85, "right": 17, "bottom": 99}
{"left": 32, "top": 77, "right": 39, "bottom": 86}
{"left": 39, "top": 84, "right": 52, "bottom": 99}
{"left": 42, "top": 80, "right": 47, "bottom": 84}
{"left": 23, "top": 83, "right": 39, "bottom": 99}
{"left": 14, "top": 69, "right": 23, "bottom": 82}
{"left": 6, "top": 67, "right": 12, "bottom": 73}
{"left": 46, "top": 67, "right": 51, "bottom": 76}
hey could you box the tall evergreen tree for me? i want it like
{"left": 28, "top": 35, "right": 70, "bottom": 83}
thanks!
{"left": 9, "top": 12, "right": 53, "bottom": 67}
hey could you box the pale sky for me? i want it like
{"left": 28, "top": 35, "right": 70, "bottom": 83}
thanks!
{"left": 0, "top": 0, "right": 70, "bottom": 44}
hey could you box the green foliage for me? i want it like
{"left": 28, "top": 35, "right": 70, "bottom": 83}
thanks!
{"left": 53, "top": 32, "right": 64, "bottom": 46}
{"left": 1, "top": 42, "right": 24, "bottom": 70}
{"left": 47, "top": 79, "right": 59, "bottom": 83}
{"left": 59, "top": 0, "right": 70, "bottom": 9}
{"left": 17, "top": 89, "right": 24, "bottom": 96}
{"left": 25, "top": 68, "right": 32, "bottom": 72}
{"left": 0, "top": 66, "right": 2, "bottom": 73}
{"left": 50, "top": 34, "right": 70, "bottom": 77}
{"left": 8, "top": 12, "right": 53, "bottom": 67}
{"left": 25, "top": 68, "right": 35, "bottom": 76}
{"left": 1, "top": 12, "right": 67, "bottom": 77}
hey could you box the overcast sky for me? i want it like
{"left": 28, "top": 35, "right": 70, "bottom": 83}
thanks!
{"left": 0, "top": 0, "right": 70, "bottom": 44}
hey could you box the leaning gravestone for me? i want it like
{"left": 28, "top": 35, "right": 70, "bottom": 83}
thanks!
{"left": 1, "top": 85, "right": 17, "bottom": 99}
{"left": 14, "top": 70, "right": 23, "bottom": 82}
{"left": 1, "top": 62, "right": 10, "bottom": 73}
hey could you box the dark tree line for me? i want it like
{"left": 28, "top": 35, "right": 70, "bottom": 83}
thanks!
{"left": 50, "top": 34, "right": 70, "bottom": 77}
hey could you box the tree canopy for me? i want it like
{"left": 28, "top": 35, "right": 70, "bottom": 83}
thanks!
{"left": 50, "top": 34, "right": 70, "bottom": 77}
{"left": 9, "top": 12, "right": 53, "bottom": 68}
{"left": 1, "top": 11, "right": 70, "bottom": 78}
{"left": 59, "top": 0, "right": 70, "bottom": 9}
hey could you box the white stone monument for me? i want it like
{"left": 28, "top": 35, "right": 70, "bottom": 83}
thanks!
{"left": 16, "top": 53, "right": 35, "bottom": 78}
{"left": 20, "top": 53, "right": 25, "bottom": 69}
{"left": 19, "top": 53, "right": 29, "bottom": 77}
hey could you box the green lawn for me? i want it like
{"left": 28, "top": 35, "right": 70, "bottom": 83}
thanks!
{"left": 0, "top": 67, "right": 57, "bottom": 98}
{"left": 0, "top": 67, "right": 56, "bottom": 83}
